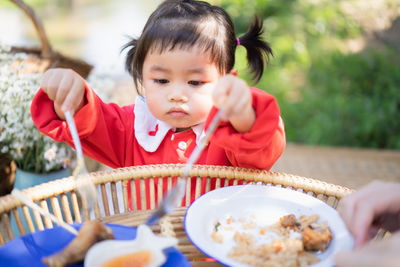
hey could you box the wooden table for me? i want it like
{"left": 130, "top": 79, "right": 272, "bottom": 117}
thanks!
{"left": 98, "top": 207, "right": 222, "bottom": 266}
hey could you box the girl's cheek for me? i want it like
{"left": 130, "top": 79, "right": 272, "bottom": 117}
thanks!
{"left": 199, "top": 95, "right": 214, "bottom": 115}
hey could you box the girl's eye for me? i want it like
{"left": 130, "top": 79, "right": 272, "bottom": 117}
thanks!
{"left": 154, "top": 79, "right": 169, "bottom": 84}
{"left": 188, "top": 81, "right": 204, "bottom": 86}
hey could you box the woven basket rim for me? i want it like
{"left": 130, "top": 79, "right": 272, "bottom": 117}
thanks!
{"left": 0, "top": 164, "right": 353, "bottom": 213}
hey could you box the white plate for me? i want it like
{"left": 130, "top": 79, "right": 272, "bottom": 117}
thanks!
{"left": 184, "top": 184, "right": 353, "bottom": 267}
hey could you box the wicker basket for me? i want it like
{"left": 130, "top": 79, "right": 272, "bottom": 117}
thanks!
{"left": 0, "top": 164, "right": 353, "bottom": 263}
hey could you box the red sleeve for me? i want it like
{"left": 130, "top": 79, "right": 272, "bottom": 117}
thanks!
{"left": 206, "top": 87, "right": 286, "bottom": 170}
{"left": 30, "top": 82, "right": 135, "bottom": 168}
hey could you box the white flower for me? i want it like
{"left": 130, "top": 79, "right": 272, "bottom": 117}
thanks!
{"left": 0, "top": 41, "right": 113, "bottom": 173}
{"left": 0, "top": 42, "right": 73, "bottom": 173}
{"left": 44, "top": 145, "right": 57, "bottom": 162}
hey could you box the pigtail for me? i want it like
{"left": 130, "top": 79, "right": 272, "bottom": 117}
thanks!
{"left": 121, "top": 38, "right": 140, "bottom": 90}
{"left": 238, "top": 16, "right": 273, "bottom": 83}
{"left": 122, "top": 38, "right": 137, "bottom": 75}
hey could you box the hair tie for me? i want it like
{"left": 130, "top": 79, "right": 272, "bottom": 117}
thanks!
{"left": 236, "top": 37, "right": 241, "bottom": 46}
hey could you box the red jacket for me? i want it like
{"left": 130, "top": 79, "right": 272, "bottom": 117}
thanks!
{"left": 31, "top": 84, "right": 285, "bottom": 209}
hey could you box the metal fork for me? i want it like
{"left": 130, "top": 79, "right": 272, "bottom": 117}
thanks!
{"left": 145, "top": 110, "right": 223, "bottom": 226}
{"left": 64, "top": 111, "right": 98, "bottom": 212}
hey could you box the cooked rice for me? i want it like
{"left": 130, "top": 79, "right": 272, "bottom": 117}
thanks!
{"left": 211, "top": 214, "right": 332, "bottom": 267}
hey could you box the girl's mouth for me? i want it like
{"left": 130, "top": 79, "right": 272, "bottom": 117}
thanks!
{"left": 167, "top": 107, "right": 188, "bottom": 118}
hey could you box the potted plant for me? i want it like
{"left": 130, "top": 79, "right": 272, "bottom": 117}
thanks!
{"left": 0, "top": 42, "right": 115, "bottom": 189}
{"left": 1, "top": 1, "right": 115, "bottom": 191}
{"left": 0, "top": 154, "right": 16, "bottom": 196}
{"left": 0, "top": 43, "right": 75, "bottom": 189}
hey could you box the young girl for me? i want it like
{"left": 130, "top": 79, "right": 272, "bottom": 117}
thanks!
{"left": 31, "top": 0, "right": 285, "bottom": 210}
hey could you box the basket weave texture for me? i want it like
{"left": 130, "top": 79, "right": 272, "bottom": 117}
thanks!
{"left": 0, "top": 164, "right": 353, "bottom": 254}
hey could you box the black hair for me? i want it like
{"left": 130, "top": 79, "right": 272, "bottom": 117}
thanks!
{"left": 123, "top": 0, "right": 273, "bottom": 94}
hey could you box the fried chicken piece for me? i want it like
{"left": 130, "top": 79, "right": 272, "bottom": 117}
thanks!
{"left": 42, "top": 221, "right": 114, "bottom": 267}
{"left": 302, "top": 224, "right": 332, "bottom": 251}
{"left": 300, "top": 214, "right": 319, "bottom": 228}
{"left": 280, "top": 214, "right": 300, "bottom": 228}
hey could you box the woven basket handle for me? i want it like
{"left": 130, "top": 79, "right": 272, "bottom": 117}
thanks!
{"left": 9, "top": 0, "right": 53, "bottom": 58}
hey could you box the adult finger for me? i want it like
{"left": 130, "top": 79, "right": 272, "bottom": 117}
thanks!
{"left": 337, "top": 195, "right": 357, "bottom": 236}
{"left": 337, "top": 182, "right": 380, "bottom": 236}
{"left": 336, "top": 233, "right": 400, "bottom": 267}
{"left": 335, "top": 249, "right": 380, "bottom": 267}
{"left": 351, "top": 199, "right": 375, "bottom": 247}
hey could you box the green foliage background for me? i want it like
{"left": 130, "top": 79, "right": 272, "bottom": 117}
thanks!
{"left": 3, "top": 0, "right": 399, "bottom": 149}
{"left": 211, "top": 0, "right": 400, "bottom": 149}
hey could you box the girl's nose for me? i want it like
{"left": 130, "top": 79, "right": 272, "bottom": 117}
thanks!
{"left": 168, "top": 86, "right": 188, "bottom": 102}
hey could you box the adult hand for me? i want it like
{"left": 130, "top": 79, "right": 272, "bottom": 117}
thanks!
{"left": 335, "top": 231, "right": 400, "bottom": 267}
{"left": 40, "top": 68, "right": 86, "bottom": 119}
{"left": 212, "top": 74, "right": 255, "bottom": 133}
{"left": 337, "top": 180, "right": 400, "bottom": 247}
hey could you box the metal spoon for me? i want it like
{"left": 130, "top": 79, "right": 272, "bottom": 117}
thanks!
{"left": 145, "top": 109, "right": 223, "bottom": 226}
{"left": 64, "top": 111, "right": 98, "bottom": 212}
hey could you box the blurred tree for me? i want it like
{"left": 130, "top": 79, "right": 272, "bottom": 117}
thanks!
{"left": 211, "top": 0, "right": 400, "bottom": 149}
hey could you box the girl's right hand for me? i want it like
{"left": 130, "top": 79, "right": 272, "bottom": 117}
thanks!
{"left": 40, "top": 68, "right": 86, "bottom": 120}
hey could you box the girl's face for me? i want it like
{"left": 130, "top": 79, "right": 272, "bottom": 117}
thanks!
{"left": 142, "top": 45, "right": 221, "bottom": 132}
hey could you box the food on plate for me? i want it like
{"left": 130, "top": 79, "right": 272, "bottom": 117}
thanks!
{"left": 280, "top": 214, "right": 299, "bottom": 228}
{"left": 84, "top": 224, "right": 178, "bottom": 267}
{"left": 211, "top": 213, "right": 333, "bottom": 267}
{"left": 302, "top": 224, "right": 332, "bottom": 252}
{"left": 102, "top": 250, "right": 152, "bottom": 267}
{"left": 42, "top": 221, "right": 114, "bottom": 267}
{"left": 280, "top": 214, "right": 332, "bottom": 252}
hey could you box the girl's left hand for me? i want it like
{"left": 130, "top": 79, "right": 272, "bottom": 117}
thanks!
{"left": 212, "top": 74, "right": 255, "bottom": 133}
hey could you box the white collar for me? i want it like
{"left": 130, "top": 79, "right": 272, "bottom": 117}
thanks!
{"left": 134, "top": 96, "right": 205, "bottom": 152}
